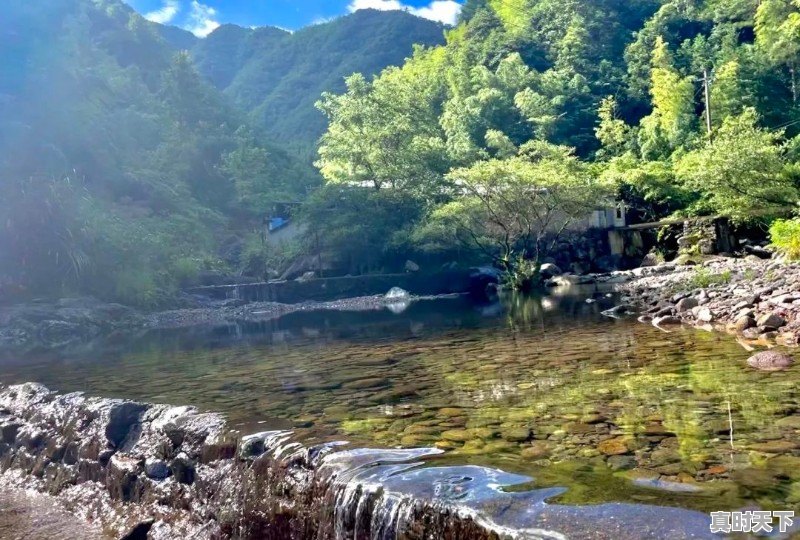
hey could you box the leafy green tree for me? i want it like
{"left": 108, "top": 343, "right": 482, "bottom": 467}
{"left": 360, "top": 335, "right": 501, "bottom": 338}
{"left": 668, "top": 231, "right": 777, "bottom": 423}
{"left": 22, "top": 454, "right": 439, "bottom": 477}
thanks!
{"left": 300, "top": 185, "right": 426, "bottom": 274}
{"left": 755, "top": 0, "right": 800, "bottom": 103}
{"left": 417, "top": 142, "right": 609, "bottom": 288}
{"left": 316, "top": 70, "right": 449, "bottom": 196}
{"left": 675, "top": 108, "right": 797, "bottom": 221}
{"left": 638, "top": 37, "right": 697, "bottom": 159}
{"left": 595, "top": 96, "right": 632, "bottom": 158}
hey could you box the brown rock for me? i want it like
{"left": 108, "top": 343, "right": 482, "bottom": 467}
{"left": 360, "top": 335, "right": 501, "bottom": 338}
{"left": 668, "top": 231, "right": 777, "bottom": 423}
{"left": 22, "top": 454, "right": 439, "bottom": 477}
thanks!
{"left": 597, "top": 437, "right": 630, "bottom": 455}
{"left": 520, "top": 442, "right": 551, "bottom": 460}
{"left": 730, "top": 316, "right": 755, "bottom": 333}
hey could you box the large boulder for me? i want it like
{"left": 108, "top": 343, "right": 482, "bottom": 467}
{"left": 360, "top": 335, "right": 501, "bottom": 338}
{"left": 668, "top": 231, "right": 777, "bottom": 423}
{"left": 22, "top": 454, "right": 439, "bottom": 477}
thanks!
{"left": 640, "top": 252, "right": 659, "bottom": 267}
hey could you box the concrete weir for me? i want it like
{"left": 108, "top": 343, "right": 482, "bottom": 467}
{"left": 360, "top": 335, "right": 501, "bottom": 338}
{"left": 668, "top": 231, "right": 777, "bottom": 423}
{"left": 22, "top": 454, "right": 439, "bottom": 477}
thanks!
{"left": 185, "top": 271, "right": 474, "bottom": 303}
{"left": 0, "top": 384, "right": 716, "bottom": 539}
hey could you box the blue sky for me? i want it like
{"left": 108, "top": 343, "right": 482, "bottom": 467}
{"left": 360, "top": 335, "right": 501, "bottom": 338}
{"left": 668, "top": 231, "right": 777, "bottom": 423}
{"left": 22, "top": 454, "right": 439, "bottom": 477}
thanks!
{"left": 125, "top": 0, "right": 463, "bottom": 36}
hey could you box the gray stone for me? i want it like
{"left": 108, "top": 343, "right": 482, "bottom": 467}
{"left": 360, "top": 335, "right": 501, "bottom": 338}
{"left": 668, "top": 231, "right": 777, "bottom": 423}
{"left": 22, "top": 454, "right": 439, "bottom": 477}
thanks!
{"left": 730, "top": 316, "right": 755, "bottom": 333}
{"left": 675, "top": 297, "right": 698, "bottom": 312}
{"left": 757, "top": 313, "right": 786, "bottom": 329}
{"left": 607, "top": 455, "right": 637, "bottom": 471}
{"left": 169, "top": 453, "right": 196, "bottom": 484}
{"left": 654, "top": 306, "right": 674, "bottom": 317}
{"left": 640, "top": 253, "right": 659, "bottom": 267}
{"left": 692, "top": 306, "right": 714, "bottom": 322}
{"left": 144, "top": 458, "right": 170, "bottom": 480}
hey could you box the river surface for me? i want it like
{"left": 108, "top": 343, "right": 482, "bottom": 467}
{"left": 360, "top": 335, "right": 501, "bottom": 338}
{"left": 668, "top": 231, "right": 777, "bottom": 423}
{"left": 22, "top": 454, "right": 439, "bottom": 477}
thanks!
{"left": 1, "top": 289, "right": 799, "bottom": 525}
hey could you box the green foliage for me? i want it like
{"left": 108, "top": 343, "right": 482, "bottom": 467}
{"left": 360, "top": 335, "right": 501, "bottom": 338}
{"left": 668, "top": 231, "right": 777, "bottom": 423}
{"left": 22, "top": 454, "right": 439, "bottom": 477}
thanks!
{"left": 0, "top": 0, "right": 299, "bottom": 306}
{"left": 638, "top": 37, "right": 697, "bottom": 160}
{"left": 185, "top": 9, "right": 448, "bottom": 158}
{"left": 595, "top": 96, "right": 632, "bottom": 158}
{"left": 313, "top": 0, "right": 800, "bottom": 276}
{"left": 675, "top": 108, "right": 797, "bottom": 221}
{"left": 687, "top": 267, "right": 733, "bottom": 289}
{"left": 7, "top": 0, "right": 800, "bottom": 304}
{"left": 770, "top": 218, "right": 800, "bottom": 259}
{"left": 316, "top": 69, "right": 449, "bottom": 195}
{"left": 301, "top": 185, "right": 427, "bottom": 274}
{"left": 239, "top": 232, "right": 300, "bottom": 280}
{"left": 416, "top": 142, "right": 610, "bottom": 286}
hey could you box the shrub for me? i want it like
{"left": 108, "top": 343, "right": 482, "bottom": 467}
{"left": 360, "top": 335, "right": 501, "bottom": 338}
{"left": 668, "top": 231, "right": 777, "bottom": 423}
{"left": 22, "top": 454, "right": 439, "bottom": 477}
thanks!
{"left": 769, "top": 218, "right": 800, "bottom": 260}
{"left": 171, "top": 257, "right": 202, "bottom": 286}
{"left": 687, "top": 267, "right": 731, "bottom": 289}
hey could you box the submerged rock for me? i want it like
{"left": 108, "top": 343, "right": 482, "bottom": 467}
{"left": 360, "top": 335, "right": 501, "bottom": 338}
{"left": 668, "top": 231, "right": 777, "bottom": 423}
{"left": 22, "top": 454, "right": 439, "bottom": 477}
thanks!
{"left": 746, "top": 351, "right": 794, "bottom": 370}
{"left": 597, "top": 437, "right": 630, "bottom": 455}
{"left": 653, "top": 315, "right": 681, "bottom": 326}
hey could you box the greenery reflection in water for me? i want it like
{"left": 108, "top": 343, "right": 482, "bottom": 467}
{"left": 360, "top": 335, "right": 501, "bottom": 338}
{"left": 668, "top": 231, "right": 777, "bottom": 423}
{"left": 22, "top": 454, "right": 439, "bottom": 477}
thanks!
{"left": 2, "top": 292, "right": 799, "bottom": 513}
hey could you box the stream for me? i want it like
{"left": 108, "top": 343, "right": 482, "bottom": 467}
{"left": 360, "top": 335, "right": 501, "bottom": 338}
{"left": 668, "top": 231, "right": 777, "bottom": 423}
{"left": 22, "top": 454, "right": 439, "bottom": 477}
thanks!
{"left": 1, "top": 288, "right": 799, "bottom": 537}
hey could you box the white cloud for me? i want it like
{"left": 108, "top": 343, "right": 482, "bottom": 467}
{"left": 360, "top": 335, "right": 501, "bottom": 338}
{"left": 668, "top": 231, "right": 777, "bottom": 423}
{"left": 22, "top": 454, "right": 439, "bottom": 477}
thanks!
{"left": 347, "top": 0, "right": 462, "bottom": 25}
{"left": 410, "top": 1, "right": 461, "bottom": 25}
{"left": 143, "top": 0, "right": 180, "bottom": 25}
{"left": 185, "top": 1, "right": 220, "bottom": 37}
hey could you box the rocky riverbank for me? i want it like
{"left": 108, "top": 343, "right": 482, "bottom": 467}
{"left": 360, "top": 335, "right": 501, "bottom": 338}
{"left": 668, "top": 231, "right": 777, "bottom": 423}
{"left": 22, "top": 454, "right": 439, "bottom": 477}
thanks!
{"left": 612, "top": 256, "right": 800, "bottom": 346}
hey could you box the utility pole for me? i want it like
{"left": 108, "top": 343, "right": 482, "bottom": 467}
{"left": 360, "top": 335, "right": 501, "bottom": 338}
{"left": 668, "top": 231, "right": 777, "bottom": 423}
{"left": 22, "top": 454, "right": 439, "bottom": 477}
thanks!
{"left": 703, "top": 68, "right": 713, "bottom": 144}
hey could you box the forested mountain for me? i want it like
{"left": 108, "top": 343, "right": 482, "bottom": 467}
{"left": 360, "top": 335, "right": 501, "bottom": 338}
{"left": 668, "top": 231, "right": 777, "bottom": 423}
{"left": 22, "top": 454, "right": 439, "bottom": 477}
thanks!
{"left": 1, "top": 0, "right": 294, "bottom": 305}
{"left": 0, "top": 0, "right": 447, "bottom": 305}
{"left": 311, "top": 0, "right": 800, "bottom": 285}
{"left": 159, "top": 10, "right": 447, "bottom": 157}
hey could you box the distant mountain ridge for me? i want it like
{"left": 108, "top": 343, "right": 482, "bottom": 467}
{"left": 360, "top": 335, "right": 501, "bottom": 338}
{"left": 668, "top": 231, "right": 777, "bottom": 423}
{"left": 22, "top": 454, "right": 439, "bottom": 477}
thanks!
{"left": 154, "top": 10, "right": 448, "bottom": 157}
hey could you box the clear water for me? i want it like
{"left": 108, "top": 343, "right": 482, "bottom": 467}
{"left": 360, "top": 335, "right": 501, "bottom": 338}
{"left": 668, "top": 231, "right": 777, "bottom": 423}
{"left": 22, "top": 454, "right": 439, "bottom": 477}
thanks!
{"left": 2, "top": 289, "right": 799, "bottom": 516}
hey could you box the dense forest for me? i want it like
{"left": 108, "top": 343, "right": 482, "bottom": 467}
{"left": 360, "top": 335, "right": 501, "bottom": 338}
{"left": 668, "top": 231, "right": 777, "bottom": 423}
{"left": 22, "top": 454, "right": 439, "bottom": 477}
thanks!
{"left": 155, "top": 10, "right": 447, "bottom": 158}
{"left": 311, "top": 0, "right": 800, "bottom": 287}
{"left": 0, "top": 0, "right": 444, "bottom": 306}
{"left": 3, "top": 0, "right": 800, "bottom": 305}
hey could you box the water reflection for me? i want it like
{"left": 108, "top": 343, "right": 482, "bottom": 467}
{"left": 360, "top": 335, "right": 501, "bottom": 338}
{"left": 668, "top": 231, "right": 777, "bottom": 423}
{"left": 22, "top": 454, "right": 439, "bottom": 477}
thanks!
{"left": 1, "top": 291, "right": 799, "bottom": 514}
